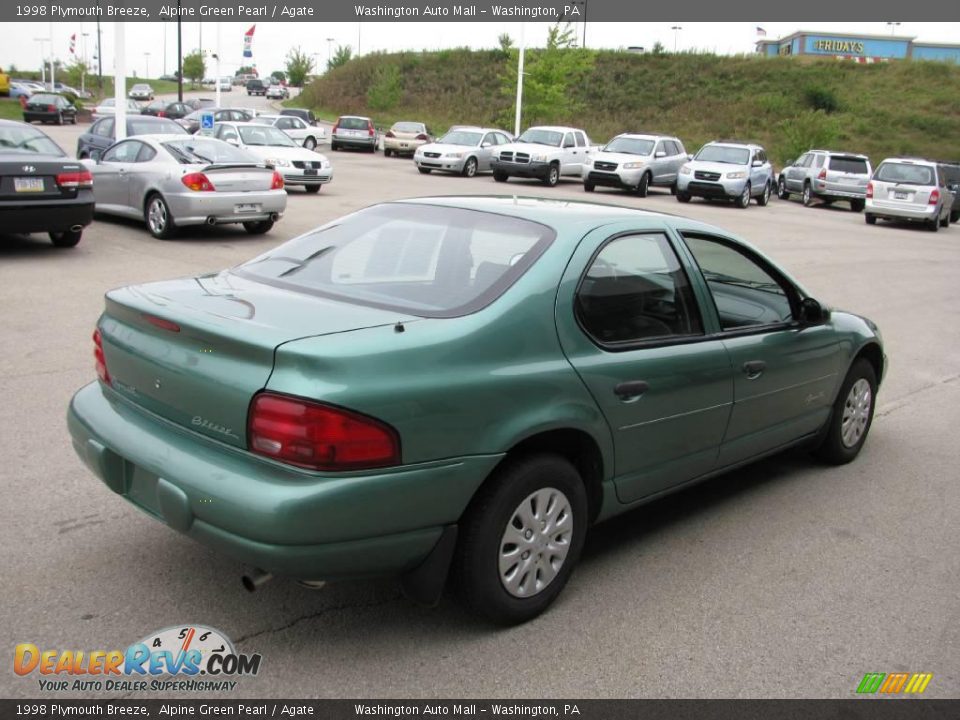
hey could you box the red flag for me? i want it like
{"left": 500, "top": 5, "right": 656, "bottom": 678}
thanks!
{"left": 243, "top": 25, "right": 255, "bottom": 58}
{"left": 69, "top": 33, "right": 76, "bottom": 54}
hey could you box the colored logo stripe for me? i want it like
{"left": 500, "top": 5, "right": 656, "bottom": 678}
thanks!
{"left": 857, "top": 672, "right": 933, "bottom": 694}
{"left": 904, "top": 673, "right": 933, "bottom": 694}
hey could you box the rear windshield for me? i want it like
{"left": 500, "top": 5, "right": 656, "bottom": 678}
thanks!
{"left": 875, "top": 163, "right": 934, "bottom": 185}
{"left": 30, "top": 94, "right": 63, "bottom": 105}
{"left": 238, "top": 125, "right": 295, "bottom": 147}
{"left": 235, "top": 204, "right": 556, "bottom": 318}
{"left": 339, "top": 117, "right": 369, "bottom": 130}
{"left": 604, "top": 137, "right": 655, "bottom": 156}
{"left": 393, "top": 122, "right": 424, "bottom": 133}
{"left": 129, "top": 118, "right": 187, "bottom": 135}
{"left": 828, "top": 156, "right": 869, "bottom": 174}
{"left": 0, "top": 124, "right": 65, "bottom": 156}
{"left": 162, "top": 138, "right": 259, "bottom": 165}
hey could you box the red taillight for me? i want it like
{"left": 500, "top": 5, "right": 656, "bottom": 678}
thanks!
{"left": 332, "top": 122, "right": 339, "bottom": 133}
{"left": 368, "top": 121, "right": 375, "bottom": 137}
{"left": 415, "top": 133, "right": 429, "bottom": 141}
{"left": 93, "top": 328, "right": 111, "bottom": 385}
{"left": 181, "top": 172, "right": 215, "bottom": 191}
{"left": 929, "top": 189, "right": 940, "bottom": 206}
{"left": 142, "top": 314, "right": 181, "bottom": 333}
{"left": 48, "top": 104, "right": 57, "bottom": 112}
{"left": 866, "top": 182, "right": 874, "bottom": 199}
{"left": 817, "top": 168, "right": 827, "bottom": 181}
{"left": 56, "top": 170, "right": 93, "bottom": 189}
{"left": 385, "top": 130, "right": 395, "bottom": 138}
{"left": 157, "top": 110, "right": 166, "bottom": 118}
{"left": 248, "top": 393, "right": 400, "bottom": 471}
{"left": 270, "top": 170, "right": 284, "bottom": 190}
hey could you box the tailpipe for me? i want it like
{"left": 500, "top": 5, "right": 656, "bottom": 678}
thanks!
{"left": 241, "top": 568, "right": 273, "bottom": 592}
{"left": 269, "top": 213, "right": 279, "bottom": 222}
{"left": 70, "top": 224, "right": 84, "bottom": 232}
{"left": 206, "top": 216, "right": 217, "bottom": 226}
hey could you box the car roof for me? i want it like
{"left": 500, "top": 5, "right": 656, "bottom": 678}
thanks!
{"left": 808, "top": 149, "right": 869, "bottom": 158}
{"left": 338, "top": 115, "right": 371, "bottom": 120}
{"left": 706, "top": 140, "right": 763, "bottom": 149}
{"left": 526, "top": 126, "right": 581, "bottom": 133}
{"left": 614, "top": 133, "right": 677, "bottom": 141}
{"left": 880, "top": 157, "right": 938, "bottom": 165}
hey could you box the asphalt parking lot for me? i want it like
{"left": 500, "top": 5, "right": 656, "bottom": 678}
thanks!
{"left": 2, "top": 99, "right": 959, "bottom": 699}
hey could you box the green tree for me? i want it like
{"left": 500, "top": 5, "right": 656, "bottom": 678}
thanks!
{"left": 367, "top": 64, "right": 402, "bottom": 112}
{"left": 327, "top": 45, "right": 353, "bottom": 71}
{"left": 235, "top": 65, "right": 256, "bottom": 76}
{"left": 63, "top": 58, "right": 89, "bottom": 89}
{"left": 285, "top": 46, "right": 314, "bottom": 87}
{"left": 182, "top": 51, "right": 205, "bottom": 85}
{"left": 497, "top": 33, "right": 513, "bottom": 57}
{"left": 650, "top": 41, "right": 666, "bottom": 56}
{"left": 270, "top": 70, "right": 286, "bottom": 82}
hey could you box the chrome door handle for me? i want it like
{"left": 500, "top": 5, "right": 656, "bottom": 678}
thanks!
{"left": 614, "top": 380, "right": 649, "bottom": 401}
{"left": 743, "top": 361, "right": 766, "bottom": 380}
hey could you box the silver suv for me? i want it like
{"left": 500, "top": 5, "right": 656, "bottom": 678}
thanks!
{"left": 777, "top": 150, "right": 872, "bottom": 212}
{"left": 866, "top": 158, "right": 958, "bottom": 232}
{"left": 677, "top": 141, "right": 774, "bottom": 208}
{"left": 582, "top": 133, "right": 688, "bottom": 196}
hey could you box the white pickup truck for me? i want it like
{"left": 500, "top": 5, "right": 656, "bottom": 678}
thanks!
{"left": 491, "top": 125, "right": 596, "bottom": 187}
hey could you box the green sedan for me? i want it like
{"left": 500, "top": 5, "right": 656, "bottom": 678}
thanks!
{"left": 68, "top": 197, "right": 885, "bottom": 624}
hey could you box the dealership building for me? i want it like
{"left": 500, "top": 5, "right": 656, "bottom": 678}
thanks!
{"left": 756, "top": 31, "right": 960, "bottom": 64}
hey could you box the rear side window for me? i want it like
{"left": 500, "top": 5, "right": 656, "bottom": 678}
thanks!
{"left": 829, "top": 156, "right": 869, "bottom": 174}
{"left": 236, "top": 204, "right": 556, "bottom": 318}
{"left": 875, "top": 163, "right": 934, "bottom": 185}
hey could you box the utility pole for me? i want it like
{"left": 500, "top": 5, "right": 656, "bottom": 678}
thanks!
{"left": 671, "top": 25, "right": 683, "bottom": 53}
{"left": 95, "top": 1, "right": 102, "bottom": 91}
{"left": 514, "top": 23, "right": 525, "bottom": 138}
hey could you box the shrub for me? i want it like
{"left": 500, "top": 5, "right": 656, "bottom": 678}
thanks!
{"left": 778, "top": 110, "right": 839, "bottom": 163}
{"left": 804, "top": 85, "right": 841, "bottom": 114}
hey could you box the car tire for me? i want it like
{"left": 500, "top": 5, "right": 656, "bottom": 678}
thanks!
{"left": 303, "top": 137, "right": 317, "bottom": 151}
{"left": 543, "top": 164, "right": 560, "bottom": 187}
{"left": 243, "top": 220, "right": 274, "bottom": 235}
{"left": 303, "top": 185, "right": 321, "bottom": 194}
{"left": 56, "top": 111, "right": 63, "bottom": 126}
{"left": 736, "top": 183, "right": 751, "bottom": 209}
{"left": 670, "top": 181, "right": 678, "bottom": 196}
{"left": 777, "top": 177, "right": 789, "bottom": 200}
{"left": 583, "top": 182, "right": 595, "bottom": 193}
{"left": 756, "top": 181, "right": 771, "bottom": 206}
{"left": 928, "top": 218, "right": 940, "bottom": 232}
{"left": 951, "top": 211, "right": 960, "bottom": 224}
{"left": 813, "top": 359, "right": 878, "bottom": 465}
{"left": 331, "top": 142, "right": 339, "bottom": 151}
{"left": 636, "top": 172, "right": 650, "bottom": 198}
{"left": 865, "top": 213, "right": 877, "bottom": 225}
{"left": 850, "top": 199, "right": 865, "bottom": 213}
{"left": 493, "top": 171, "right": 509, "bottom": 183}
{"left": 802, "top": 183, "right": 814, "bottom": 207}
{"left": 418, "top": 167, "right": 432, "bottom": 175}
{"left": 48, "top": 229, "right": 82, "bottom": 248}
{"left": 676, "top": 191, "right": 691, "bottom": 203}
{"left": 462, "top": 157, "right": 478, "bottom": 178}
{"left": 939, "top": 212, "right": 949, "bottom": 228}
{"left": 384, "top": 148, "right": 392, "bottom": 158}
{"left": 145, "top": 194, "right": 176, "bottom": 240}
{"left": 452, "top": 453, "right": 588, "bottom": 625}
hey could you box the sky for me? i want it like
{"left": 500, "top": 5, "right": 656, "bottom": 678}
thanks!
{"left": 1, "top": 22, "right": 958, "bottom": 80}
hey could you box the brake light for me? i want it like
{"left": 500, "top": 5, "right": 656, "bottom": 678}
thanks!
{"left": 866, "top": 182, "right": 874, "bottom": 199}
{"left": 817, "top": 168, "right": 827, "bottom": 181}
{"left": 248, "top": 392, "right": 401, "bottom": 471}
{"left": 385, "top": 130, "right": 395, "bottom": 138}
{"left": 56, "top": 170, "right": 93, "bottom": 189}
{"left": 142, "top": 314, "right": 181, "bottom": 333}
{"left": 48, "top": 104, "right": 56, "bottom": 112}
{"left": 157, "top": 110, "right": 165, "bottom": 118}
{"left": 368, "top": 121, "right": 375, "bottom": 137}
{"left": 181, "top": 172, "right": 215, "bottom": 191}
{"left": 270, "top": 170, "right": 284, "bottom": 190}
{"left": 93, "top": 328, "right": 111, "bottom": 385}
{"left": 332, "top": 122, "right": 339, "bottom": 133}
{"left": 415, "top": 133, "right": 429, "bottom": 141}
{"left": 929, "top": 189, "right": 940, "bottom": 206}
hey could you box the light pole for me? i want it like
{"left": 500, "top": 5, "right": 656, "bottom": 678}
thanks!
{"left": 671, "top": 25, "right": 683, "bottom": 53}
{"left": 144, "top": 52, "right": 151, "bottom": 79}
{"left": 326, "top": 37, "right": 335, "bottom": 71}
{"left": 514, "top": 22, "right": 525, "bottom": 138}
{"left": 886, "top": 22, "right": 901, "bottom": 36}
{"left": 159, "top": 4, "right": 183, "bottom": 101}
{"left": 81, "top": 31, "right": 90, "bottom": 94}
{"left": 163, "top": 22, "right": 167, "bottom": 76}
{"left": 34, "top": 38, "right": 50, "bottom": 87}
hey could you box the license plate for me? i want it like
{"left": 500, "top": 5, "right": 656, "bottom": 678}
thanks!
{"left": 304, "top": 168, "right": 318, "bottom": 176}
{"left": 14, "top": 177, "right": 44, "bottom": 193}
{"left": 894, "top": 191, "right": 909, "bottom": 200}
{"left": 400, "top": 143, "right": 409, "bottom": 148}
{"left": 234, "top": 203, "right": 260, "bottom": 214}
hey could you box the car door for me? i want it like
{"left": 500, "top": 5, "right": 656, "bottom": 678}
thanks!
{"left": 89, "top": 118, "right": 115, "bottom": 157}
{"left": 284, "top": 117, "right": 308, "bottom": 143}
{"left": 787, "top": 153, "right": 811, "bottom": 191}
{"left": 560, "top": 132, "right": 580, "bottom": 175}
{"left": 555, "top": 223, "right": 734, "bottom": 504}
{"left": 750, "top": 150, "right": 769, "bottom": 195}
{"left": 650, "top": 140, "right": 672, "bottom": 184}
{"left": 668, "top": 140, "right": 688, "bottom": 179}
{"left": 94, "top": 139, "right": 144, "bottom": 213}
{"left": 679, "top": 232, "right": 846, "bottom": 467}
{"left": 122, "top": 142, "right": 160, "bottom": 214}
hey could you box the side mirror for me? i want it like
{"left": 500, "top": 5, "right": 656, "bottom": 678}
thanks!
{"left": 752, "top": 159, "right": 763, "bottom": 167}
{"left": 80, "top": 158, "right": 97, "bottom": 171}
{"left": 687, "top": 154, "right": 694, "bottom": 161}
{"left": 799, "top": 297, "right": 830, "bottom": 325}
{"left": 225, "top": 137, "right": 239, "bottom": 146}
{"left": 481, "top": 142, "right": 492, "bottom": 148}
{"left": 90, "top": 149, "right": 103, "bottom": 162}
{"left": 655, "top": 151, "right": 666, "bottom": 158}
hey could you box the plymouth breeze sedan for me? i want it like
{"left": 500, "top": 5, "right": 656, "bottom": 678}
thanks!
{"left": 67, "top": 197, "right": 885, "bottom": 624}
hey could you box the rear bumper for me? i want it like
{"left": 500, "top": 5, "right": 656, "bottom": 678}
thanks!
{"left": 866, "top": 199, "right": 939, "bottom": 221}
{"left": 491, "top": 159, "right": 551, "bottom": 179}
{"left": 333, "top": 134, "right": 376, "bottom": 148}
{"left": 67, "top": 382, "right": 500, "bottom": 580}
{"left": 165, "top": 189, "right": 287, "bottom": 227}
{"left": 384, "top": 138, "right": 427, "bottom": 154}
{"left": 22, "top": 111, "right": 60, "bottom": 123}
{"left": 814, "top": 181, "right": 867, "bottom": 200}
{"left": 0, "top": 193, "right": 94, "bottom": 234}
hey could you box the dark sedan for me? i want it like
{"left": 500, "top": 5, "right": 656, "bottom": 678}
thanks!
{"left": 76, "top": 115, "right": 187, "bottom": 159}
{"left": 140, "top": 100, "right": 192, "bottom": 120}
{"left": 23, "top": 94, "right": 78, "bottom": 125}
{"left": 0, "top": 120, "right": 93, "bottom": 247}
{"left": 176, "top": 108, "right": 254, "bottom": 134}
{"left": 185, "top": 98, "right": 216, "bottom": 111}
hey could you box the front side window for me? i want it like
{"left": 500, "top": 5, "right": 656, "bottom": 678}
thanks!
{"left": 93, "top": 119, "right": 114, "bottom": 138}
{"left": 103, "top": 140, "right": 144, "bottom": 164}
{"left": 576, "top": 233, "right": 703, "bottom": 345}
{"left": 236, "top": 204, "right": 555, "bottom": 318}
{"left": 683, "top": 235, "right": 794, "bottom": 331}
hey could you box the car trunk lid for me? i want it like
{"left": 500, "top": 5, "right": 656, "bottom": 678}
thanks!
{"left": 98, "top": 272, "right": 413, "bottom": 448}
{"left": 192, "top": 163, "right": 275, "bottom": 192}
{"left": 0, "top": 158, "right": 83, "bottom": 200}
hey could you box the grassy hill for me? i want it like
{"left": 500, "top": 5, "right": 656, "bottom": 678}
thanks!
{"left": 293, "top": 49, "right": 960, "bottom": 165}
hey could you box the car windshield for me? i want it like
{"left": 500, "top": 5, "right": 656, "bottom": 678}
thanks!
{"left": 161, "top": 138, "right": 259, "bottom": 165}
{"left": 393, "top": 122, "right": 425, "bottom": 133}
{"left": 339, "top": 117, "right": 370, "bottom": 130}
{"left": 129, "top": 118, "right": 187, "bottom": 135}
{"left": 696, "top": 145, "right": 750, "bottom": 165}
{"left": 238, "top": 125, "right": 296, "bottom": 147}
{"left": 236, "top": 204, "right": 556, "bottom": 318}
{"left": 132, "top": 85, "right": 150, "bottom": 91}
{"left": 604, "top": 137, "right": 655, "bottom": 155}
{"left": 30, "top": 94, "right": 62, "bottom": 105}
{"left": 517, "top": 129, "right": 563, "bottom": 147}
{"left": 875, "top": 162, "right": 934, "bottom": 185}
{"left": 0, "top": 124, "right": 65, "bottom": 156}
{"left": 439, "top": 131, "right": 482, "bottom": 146}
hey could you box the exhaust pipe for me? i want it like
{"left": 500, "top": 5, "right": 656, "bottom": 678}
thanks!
{"left": 206, "top": 216, "right": 217, "bottom": 226}
{"left": 269, "top": 213, "right": 279, "bottom": 222}
{"left": 70, "top": 224, "right": 84, "bottom": 232}
{"left": 241, "top": 569, "right": 273, "bottom": 592}
{"left": 297, "top": 580, "right": 327, "bottom": 591}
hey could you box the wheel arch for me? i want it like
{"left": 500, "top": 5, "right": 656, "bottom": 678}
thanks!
{"left": 853, "top": 341, "right": 885, "bottom": 388}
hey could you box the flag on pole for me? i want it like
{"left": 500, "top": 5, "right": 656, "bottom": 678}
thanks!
{"left": 243, "top": 25, "right": 256, "bottom": 58}
{"left": 756, "top": 27, "right": 767, "bottom": 37}
{"left": 69, "top": 34, "right": 76, "bottom": 54}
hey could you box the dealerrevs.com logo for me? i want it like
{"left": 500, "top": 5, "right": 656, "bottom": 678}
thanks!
{"left": 14, "top": 625, "right": 262, "bottom": 693}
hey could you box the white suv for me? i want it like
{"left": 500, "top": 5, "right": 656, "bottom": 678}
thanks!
{"left": 866, "top": 158, "right": 957, "bottom": 232}
{"left": 677, "top": 141, "right": 774, "bottom": 208}
{"left": 491, "top": 126, "right": 595, "bottom": 187}
{"left": 582, "top": 133, "right": 688, "bottom": 197}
